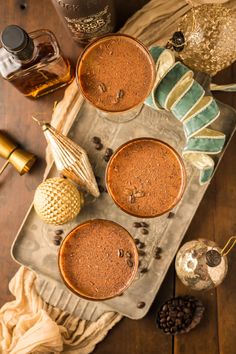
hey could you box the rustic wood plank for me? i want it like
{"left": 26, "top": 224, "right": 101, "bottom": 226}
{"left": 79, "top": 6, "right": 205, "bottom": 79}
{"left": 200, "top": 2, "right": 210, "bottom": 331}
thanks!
{"left": 174, "top": 63, "right": 236, "bottom": 354}
{"left": 94, "top": 265, "right": 174, "bottom": 354}
{"left": 213, "top": 63, "right": 236, "bottom": 354}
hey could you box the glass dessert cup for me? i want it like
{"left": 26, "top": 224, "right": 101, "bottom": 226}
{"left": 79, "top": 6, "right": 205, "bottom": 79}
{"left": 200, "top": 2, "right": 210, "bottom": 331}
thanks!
{"left": 76, "top": 34, "right": 155, "bottom": 123}
{"left": 58, "top": 219, "right": 138, "bottom": 301}
{"left": 105, "top": 138, "right": 187, "bottom": 218}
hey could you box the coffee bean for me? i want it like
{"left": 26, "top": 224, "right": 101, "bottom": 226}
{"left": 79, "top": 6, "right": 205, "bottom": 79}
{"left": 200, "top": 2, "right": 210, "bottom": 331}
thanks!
{"left": 92, "top": 136, "right": 101, "bottom": 144}
{"left": 54, "top": 235, "right": 62, "bottom": 241}
{"left": 138, "top": 250, "right": 145, "bottom": 256}
{"left": 138, "top": 242, "right": 145, "bottom": 249}
{"left": 55, "top": 229, "right": 63, "bottom": 235}
{"left": 167, "top": 212, "right": 175, "bottom": 218}
{"left": 127, "top": 259, "right": 134, "bottom": 267}
{"left": 175, "top": 319, "right": 181, "bottom": 326}
{"left": 105, "top": 148, "right": 113, "bottom": 157}
{"left": 155, "top": 246, "right": 162, "bottom": 254}
{"left": 183, "top": 308, "right": 191, "bottom": 314}
{"left": 163, "top": 305, "right": 168, "bottom": 311}
{"left": 126, "top": 251, "right": 132, "bottom": 258}
{"left": 53, "top": 239, "right": 61, "bottom": 246}
{"left": 154, "top": 253, "right": 161, "bottom": 259}
{"left": 98, "top": 82, "right": 107, "bottom": 92}
{"left": 141, "top": 228, "right": 149, "bottom": 235}
{"left": 103, "top": 155, "right": 111, "bottom": 162}
{"left": 177, "top": 311, "right": 184, "bottom": 318}
{"left": 140, "top": 222, "right": 149, "bottom": 228}
{"left": 118, "top": 249, "right": 124, "bottom": 257}
{"left": 95, "top": 142, "right": 103, "bottom": 150}
{"left": 140, "top": 267, "right": 148, "bottom": 274}
{"left": 137, "top": 301, "right": 145, "bottom": 309}
{"left": 117, "top": 89, "right": 124, "bottom": 99}
{"left": 134, "top": 238, "right": 140, "bottom": 245}
{"left": 133, "top": 222, "right": 142, "bottom": 228}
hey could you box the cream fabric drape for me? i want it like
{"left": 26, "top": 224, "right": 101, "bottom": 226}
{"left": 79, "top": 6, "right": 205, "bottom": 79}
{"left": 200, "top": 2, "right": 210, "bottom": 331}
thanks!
{"left": 0, "top": 1, "right": 234, "bottom": 353}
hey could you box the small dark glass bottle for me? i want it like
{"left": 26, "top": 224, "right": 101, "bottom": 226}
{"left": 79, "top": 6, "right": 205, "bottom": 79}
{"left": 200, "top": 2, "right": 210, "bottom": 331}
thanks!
{"left": 51, "top": 0, "right": 115, "bottom": 46}
{"left": 0, "top": 25, "right": 74, "bottom": 98}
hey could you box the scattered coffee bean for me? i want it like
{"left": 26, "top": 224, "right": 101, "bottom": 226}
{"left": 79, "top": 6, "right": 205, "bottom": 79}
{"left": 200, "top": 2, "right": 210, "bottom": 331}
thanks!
{"left": 140, "top": 222, "right": 149, "bottom": 228}
{"left": 129, "top": 195, "right": 135, "bottom": 204}
{"left": 92, "top": 136, "right": 101, "bottom": 144}
{"left": 105, "top": 148, "right": 113, "bottom": 157}
{"left": 134, "top": 238, "right": 140, "bottom": 245}
{"left": 103, "top": 155, "right": 111, "bottom": 162}
{"left": 127, "top": 259, "right": 134, "bottom": 267}
{"left": 55, "top": 229, "right": 63, "bottom": 235}
{"left": 167, "top": 212, "right": 175, "bottom": 219}
{"left": 133, "top": 222, "right": 142, "bottom": 228}
{"left": 138, "top": 250, "right": 146, "bottom": 256}
{"left": 140, "top": 267, "right": 148, "bottom": 274}
{"left": 154, "top": 253, "right": 161, "bottom": 259}
{"left": 141, "top": 228, "right": 149, "bottom": 235}
{"left": 95, "top": 142, "right": 103, "bottom": 150}
{"left": 98, "top": 82, "right": 107, "bottom": 92}
{"left": 138, "top": 241, "right": 145, "bottom": 249}
{"left": 117, "top": 89, "right": 124, "bottom": 99}
{"left": 53, "top": 239, "right": 61, "bottom": 246}
{"left": 118, "top": 249, "right": 124, "bottom": 257}
{"left": 137, "top": 301, "right": 146, "bottom": 309}
{"left": 54, "top": 235, "right": 62, "bottom": 241}
{"left": 126, "top": 251, "right": 132, "bottom": 258}
{"left": 138, "top": 260, "right": 142, "bottom": 268}
{"left": 155, "top": 246, "right": 162, "bottom": 254}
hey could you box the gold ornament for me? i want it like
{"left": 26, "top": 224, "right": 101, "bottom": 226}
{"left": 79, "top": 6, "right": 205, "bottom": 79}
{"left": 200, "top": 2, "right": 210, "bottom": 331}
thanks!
{"left": 33, "top": 118, "right": 100, "bottom": 198}
{"left": 34, "top": 177, "right": 83, "bottom": 225}
{"left": 178, "top": 4, "right": 236, "bottom": 76}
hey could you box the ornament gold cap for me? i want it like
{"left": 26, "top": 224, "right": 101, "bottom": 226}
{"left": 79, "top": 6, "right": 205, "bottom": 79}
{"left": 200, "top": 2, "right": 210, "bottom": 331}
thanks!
{"left": 0, "top": 131, "right": 36, "bottom": 175}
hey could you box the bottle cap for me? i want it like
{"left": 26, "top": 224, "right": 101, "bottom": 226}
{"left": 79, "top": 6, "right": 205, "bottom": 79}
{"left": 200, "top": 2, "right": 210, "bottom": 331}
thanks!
{"left": 0, "top": 25, "right": 34, "bottom": 60}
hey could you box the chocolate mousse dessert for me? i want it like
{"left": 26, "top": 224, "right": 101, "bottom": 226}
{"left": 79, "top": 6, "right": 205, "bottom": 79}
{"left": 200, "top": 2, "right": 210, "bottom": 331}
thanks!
{"left": 59, "top": 219, "right": 138, "bottom": 300}
{"left": 106, "top": 138, "right": 186, "bottom": 218}
{"left": 77, "top": 34, "right": 155, "bottom": 113}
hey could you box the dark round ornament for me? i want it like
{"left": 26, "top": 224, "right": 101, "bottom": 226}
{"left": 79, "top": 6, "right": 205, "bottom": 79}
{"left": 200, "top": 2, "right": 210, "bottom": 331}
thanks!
{"left": 205, "top": 249, "right": 222, "bottom": 267}
{"left": 171, "top": 31, "right": 185, "bottom": 52}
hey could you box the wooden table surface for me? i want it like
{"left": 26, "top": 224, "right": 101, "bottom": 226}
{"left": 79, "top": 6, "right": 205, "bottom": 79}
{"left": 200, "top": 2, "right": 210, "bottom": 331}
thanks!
{"left": 0, "top": 1, "right": 236, "bottom": 354}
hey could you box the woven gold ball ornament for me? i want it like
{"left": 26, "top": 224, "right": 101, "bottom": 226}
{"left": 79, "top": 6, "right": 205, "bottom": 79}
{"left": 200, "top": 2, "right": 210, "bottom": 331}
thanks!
{"left": 34, "top": 177, "right": 84, "bottom": 225}
{"left": 178, "top": 4, "right": 236, "bottom": 76}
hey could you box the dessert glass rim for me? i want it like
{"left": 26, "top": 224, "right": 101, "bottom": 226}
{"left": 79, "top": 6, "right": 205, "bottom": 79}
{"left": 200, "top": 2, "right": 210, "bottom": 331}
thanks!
{"left": 58, "top": 218, "right": 139, "bottom": 301}
{"left": 76, "top": 33, "right": 156, "bottom": 114}
{"left": 105, "top": 137, "right": 187, "bottom": 219}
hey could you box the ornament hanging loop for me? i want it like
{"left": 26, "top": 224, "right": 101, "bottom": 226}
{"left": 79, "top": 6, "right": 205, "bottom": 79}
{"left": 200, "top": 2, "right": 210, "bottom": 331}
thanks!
{"left": 221, "top": 236, "right": 236, "bottom": 257}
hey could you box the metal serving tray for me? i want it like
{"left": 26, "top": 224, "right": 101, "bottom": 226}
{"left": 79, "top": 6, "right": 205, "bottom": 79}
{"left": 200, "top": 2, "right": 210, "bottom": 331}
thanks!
{"left": 11, "top": 96, "right": 236, "bottom": 321}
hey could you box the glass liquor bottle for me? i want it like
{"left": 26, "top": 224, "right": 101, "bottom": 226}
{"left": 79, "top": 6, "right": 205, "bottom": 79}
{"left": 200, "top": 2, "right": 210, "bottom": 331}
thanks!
{"left": 51, "top": 0, "right": 115, "bottom": 46}
{"left": 0, "top": 25, "right": 74, "bottom": 98}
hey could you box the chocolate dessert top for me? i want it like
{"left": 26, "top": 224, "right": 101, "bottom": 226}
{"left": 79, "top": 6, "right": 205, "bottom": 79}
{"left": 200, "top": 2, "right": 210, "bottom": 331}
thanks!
{"left": 59, "top": 219, "right": 138, "bottom": 300}
{"left": 106, "top": 138, "right": 186, "bottom": 218}
{"left": 77, "top": 34, "right": 155, "bottom": 112}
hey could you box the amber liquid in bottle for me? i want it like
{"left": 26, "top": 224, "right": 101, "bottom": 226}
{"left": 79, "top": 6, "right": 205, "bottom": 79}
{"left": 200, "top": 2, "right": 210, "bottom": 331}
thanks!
{"left": 0, "top": 27, "right": 74, "bottom": 98}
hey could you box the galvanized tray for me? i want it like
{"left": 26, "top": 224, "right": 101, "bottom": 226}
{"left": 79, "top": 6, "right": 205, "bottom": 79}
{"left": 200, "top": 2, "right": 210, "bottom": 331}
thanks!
{"left": 11, "top": 95, "right": 236, "bottom": 321}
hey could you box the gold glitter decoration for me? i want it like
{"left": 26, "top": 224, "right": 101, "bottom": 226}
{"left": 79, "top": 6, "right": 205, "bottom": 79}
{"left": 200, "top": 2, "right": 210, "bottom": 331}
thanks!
{"left": 34, "top": 177, "right": 84, "bottom": 225}
{"left": 178, "top": 4, "right": 236, "bottom": 76}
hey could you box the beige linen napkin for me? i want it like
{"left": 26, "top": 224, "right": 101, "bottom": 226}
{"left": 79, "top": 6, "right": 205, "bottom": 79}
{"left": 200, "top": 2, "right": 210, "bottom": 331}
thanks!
{"left": 1, "top": 1, "right": 234, "bottom": 353}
